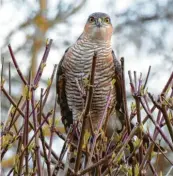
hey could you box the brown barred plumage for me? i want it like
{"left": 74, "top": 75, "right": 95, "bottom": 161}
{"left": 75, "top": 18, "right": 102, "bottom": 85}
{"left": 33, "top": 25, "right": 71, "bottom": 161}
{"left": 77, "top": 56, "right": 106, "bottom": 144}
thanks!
{"left": 56, "top": 13, "right": 125, "bottom": 174}
{"left": 56, "top": 12, "right": 124, "bottom": 135}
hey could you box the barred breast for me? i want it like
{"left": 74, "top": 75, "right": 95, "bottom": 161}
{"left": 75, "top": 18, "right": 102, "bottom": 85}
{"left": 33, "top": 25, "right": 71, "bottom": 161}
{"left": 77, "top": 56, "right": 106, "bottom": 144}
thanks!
{"left": 62, "top": 37, "right": 116, "bottom": 129}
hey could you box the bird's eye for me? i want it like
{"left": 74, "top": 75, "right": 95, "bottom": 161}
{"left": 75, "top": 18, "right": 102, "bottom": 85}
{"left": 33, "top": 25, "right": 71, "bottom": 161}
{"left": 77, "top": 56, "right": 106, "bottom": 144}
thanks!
{"left": 89, "top": 17, "right": 95, "bottom": 23}
{"left": 104, "top": 17, "right": 110, "bottom": 23}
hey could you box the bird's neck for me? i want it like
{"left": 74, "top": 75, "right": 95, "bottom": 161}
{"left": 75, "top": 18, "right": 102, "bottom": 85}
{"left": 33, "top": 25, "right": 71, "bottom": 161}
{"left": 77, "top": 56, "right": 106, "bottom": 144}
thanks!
{"left": 82, "top": 35, "right": 111, "bottom": 47}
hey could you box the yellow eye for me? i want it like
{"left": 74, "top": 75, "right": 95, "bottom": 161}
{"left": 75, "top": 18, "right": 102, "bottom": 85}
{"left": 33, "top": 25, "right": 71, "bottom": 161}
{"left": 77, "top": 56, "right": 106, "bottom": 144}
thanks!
{"left": 89, "top": 17, "right": 95, "bottom": 23}
{"left": 104, "top": 17, "right": 110, "bottom": 23}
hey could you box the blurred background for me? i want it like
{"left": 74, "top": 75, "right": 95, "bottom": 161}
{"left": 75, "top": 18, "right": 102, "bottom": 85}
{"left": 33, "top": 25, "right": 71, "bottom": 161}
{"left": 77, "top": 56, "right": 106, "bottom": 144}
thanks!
{"left": 0, "top": 0, "right": 173, "bottom": 175}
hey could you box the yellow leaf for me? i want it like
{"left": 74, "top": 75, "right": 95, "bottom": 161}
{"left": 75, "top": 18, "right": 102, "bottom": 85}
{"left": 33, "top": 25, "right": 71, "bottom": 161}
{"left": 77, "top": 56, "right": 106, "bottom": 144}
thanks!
{"left": 83, "top": 77, "right": 89, "bottom": 87}
{"left": 55, "top": 118, "right": 60, "bottom": 127}
{"left": 111, "top": 78, "right": 116, "bottom": 86}
{"left": 133, "top": 137, "right": 141, "bottom": 148}
{"left": 28, "top": 141, "right": 35, "bottom": 152}
{"left": 131, "top": 102, "right": 136, "bottom": 111}
{"left": 135, "top": 164, "right": 139, "bottom": 175}
{"left": 73, "top": 150, "right": 77, "bottom": 156}
{"left": 47, "top": 78, "right": 52, "bottom": 86}
{"left": 2, "top": 134, "right": 13, "bottom": 148}
{"left": 46, "top": 39, "right": 49, "bottom": 45}
{"left": 41, "top": 63, "right": 46, "bottom": 71}
{"left": 159, "top": 171, "right": 163, "bottom": 176}
{"left": 82, "top": 129, "right": 91, "bottom": 149}
{"left": 112, "top": 152, "right": 116, "bottom": 159}
{"left": 23, "top": 85, "right": 31, "bottom": 100}
{"left": 1, "top": 78, "right": 5, "bottom": 86}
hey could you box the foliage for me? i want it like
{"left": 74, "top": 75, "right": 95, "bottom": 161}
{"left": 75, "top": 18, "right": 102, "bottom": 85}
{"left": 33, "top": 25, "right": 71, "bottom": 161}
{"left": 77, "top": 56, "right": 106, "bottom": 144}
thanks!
{"left": 1, "top": 41, "right": 173, "bottom": 175}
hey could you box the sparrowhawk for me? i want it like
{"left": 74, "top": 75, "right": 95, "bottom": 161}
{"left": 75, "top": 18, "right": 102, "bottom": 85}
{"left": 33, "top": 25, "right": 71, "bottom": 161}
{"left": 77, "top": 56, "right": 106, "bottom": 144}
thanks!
{"left": 56, "top": 12, "right": 124, "bottom": 137}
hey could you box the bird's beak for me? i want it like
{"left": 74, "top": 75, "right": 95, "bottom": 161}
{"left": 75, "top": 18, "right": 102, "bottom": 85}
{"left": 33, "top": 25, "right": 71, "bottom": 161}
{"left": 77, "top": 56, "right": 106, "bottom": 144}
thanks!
{"left": 96, "top": 18, "right": 102, "bottom": 28}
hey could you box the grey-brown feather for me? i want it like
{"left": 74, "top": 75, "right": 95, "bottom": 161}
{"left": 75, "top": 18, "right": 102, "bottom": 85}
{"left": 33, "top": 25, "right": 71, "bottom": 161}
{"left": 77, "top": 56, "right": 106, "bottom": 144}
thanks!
{"left": 56, "top": 35, "right": 124, "bottom": 131}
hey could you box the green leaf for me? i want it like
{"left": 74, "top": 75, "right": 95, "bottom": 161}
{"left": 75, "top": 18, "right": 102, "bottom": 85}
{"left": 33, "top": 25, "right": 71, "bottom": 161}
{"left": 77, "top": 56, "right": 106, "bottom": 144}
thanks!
{"left": 23, "top": 85, "right": 31, "bottom": 100}
{"left": 117, "top": 152, "right": 123, "bottom": 163}
{"left": 1, "top": 78, "right": 5, "bottom": 86}
{"left": 41, "top": 63, "right": 46, "bottom": 71}
{"left": 133, "top": 137, "right": 141, "bottom": 148}
{"left": 47, "top": 78, "right": 52, "bottom": 86}
{"left": 82, "top": 129, "right": 91, "bottom": 149}
{"left": 135, "top": 164, "right": 139, "bottom": 175}
{"left": 28, "top": 141, "right": 35, "bottom": 152}
{"left": 131, "top": 102, "right": 136, "bottom": 111}
{"left": 83, "top": 77, "right": 89, "bottom": 87}
{"left": 55, "top": 118, "right": 60, "bottom": 127}
{"left": 111, "top": 78, "right": 116, "bottom": 86}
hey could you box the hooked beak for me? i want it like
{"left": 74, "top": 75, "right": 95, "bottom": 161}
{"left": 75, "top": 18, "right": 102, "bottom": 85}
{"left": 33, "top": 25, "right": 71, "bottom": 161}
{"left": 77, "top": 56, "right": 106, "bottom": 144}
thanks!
{"left": 96, "top": 18, "right": 102, "bottom": 28}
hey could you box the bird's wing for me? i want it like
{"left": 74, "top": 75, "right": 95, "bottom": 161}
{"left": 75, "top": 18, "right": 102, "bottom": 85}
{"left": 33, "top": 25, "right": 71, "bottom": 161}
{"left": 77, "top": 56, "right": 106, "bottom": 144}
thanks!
{"left": 112, "top": 50, "right": 125, "bottom": 127}
{"left": 56, "top": 48, "right": 73, "bottom": 132}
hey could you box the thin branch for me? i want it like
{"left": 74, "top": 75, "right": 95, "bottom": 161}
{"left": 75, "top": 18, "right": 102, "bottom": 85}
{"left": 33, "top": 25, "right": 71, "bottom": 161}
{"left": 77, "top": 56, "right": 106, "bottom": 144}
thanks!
{"left": 9, "top": 62, "right": 11, "bottom": 95}
{"left": 33, "top": 39, "right": 53, "bottom": 86}
{"left": 78, "top": 126, "right": 140, "bottom": 176}
{"left": 121, "top": 58, "right": 131, "bottom": 134}
{"left": 74, "top": 52, "right": 97, "bottom": 174}
{"left": 143, "top": 66, "right": 151, "bottom": 89}
{"left": 8, "top": 44, "right": 27, "bottom": 85}
{"left": 148, "top": 93, "right": 173, "bottom": 143}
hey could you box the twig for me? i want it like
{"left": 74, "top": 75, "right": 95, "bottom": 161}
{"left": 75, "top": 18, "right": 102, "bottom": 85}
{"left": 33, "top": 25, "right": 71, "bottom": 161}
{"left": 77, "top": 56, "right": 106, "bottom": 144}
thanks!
{"left": 38, "top": 88, "right": 51, "bottom": 176}
{"left": 9, "top": 62, "right": 11, "bottom": 95}
{"left": 86, "top": 87, "right": 112, "bottom": 167}
{"left": 23, "top": 70, "right": 31, "bottom": 175}
{"left": 148, "top": 93, "right": 173, "bottom": 142}
{"left": 1, "top": 56, "right": 4, "bottom": 84}
{"left": 143, "top": 71, "right": 173, "bottom": 124}
{"left": 52, "top": 126, "right": 73, "bottom": 175}
{"left": 74, "top": 52, "right": 97, "bottom": 174}
{"left": 140, "top": 98, "right": 173, "bottom": 151}
{"left": 8, "top": 44, "right": 27, "bottom": 85}
{"left": 34, "top": 39, "right": 53, "bottom": 86}
{"left": 134, "top": 71, "right": 137, "bottom": 92}
{"left": 42, "top": 64, "right": 57, "bottom": 107}
{"left": 121, "top": 58, "right": 131, "bottom": 134}
{"left": 31, "top": 90, "right": 42, "bottom": 176}
{"left": 78, "top": 126, "right": 140, "bottom": 176}
{"left": 128, "top": 70, "right": 143, "bottom": 171}
{"left": 4, "top": 96, "right": 23, "bottom": 135}
{"left": 48, "top": 95, "right": 57, "bottom": 165}
{"left": 143, "top": 66, "right": 151, "bottom": 89}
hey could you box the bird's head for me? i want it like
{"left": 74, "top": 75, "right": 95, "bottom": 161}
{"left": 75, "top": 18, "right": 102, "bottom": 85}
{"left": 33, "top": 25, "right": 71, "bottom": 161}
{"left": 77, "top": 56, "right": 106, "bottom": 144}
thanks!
{"left": 84, "top": 12, "right": 113, "bottom": 41}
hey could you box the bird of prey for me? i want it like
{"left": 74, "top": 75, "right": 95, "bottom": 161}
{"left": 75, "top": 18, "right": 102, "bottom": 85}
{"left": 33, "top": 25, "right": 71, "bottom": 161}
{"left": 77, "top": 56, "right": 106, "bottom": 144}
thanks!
{"left": 56, "top": 12, "right": 125, "bottom": 175}
{"left": 56, "top": 12, "right": 124, "bottom": 138}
